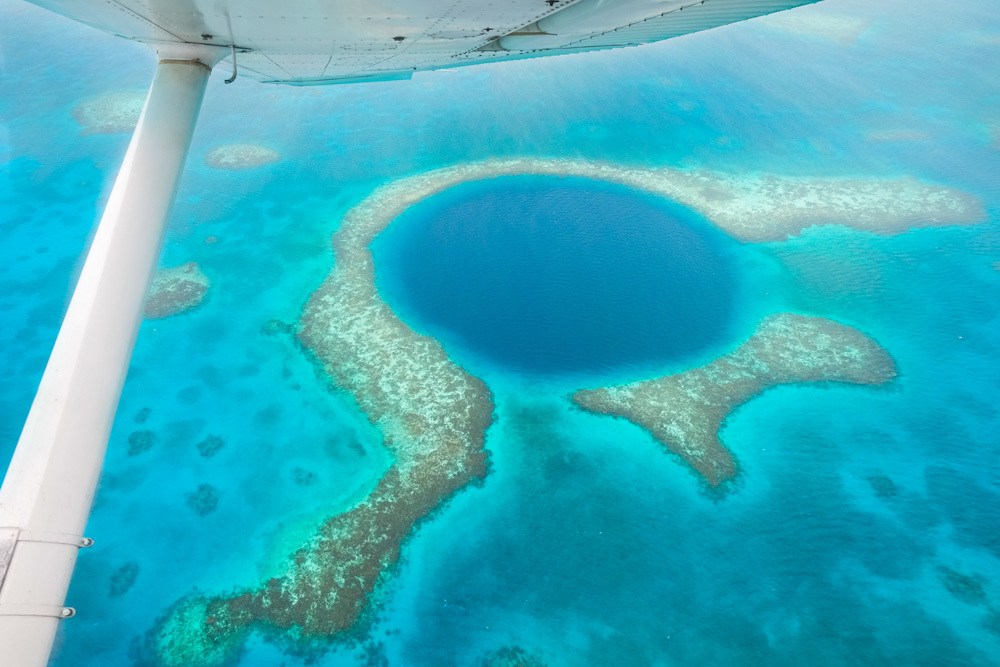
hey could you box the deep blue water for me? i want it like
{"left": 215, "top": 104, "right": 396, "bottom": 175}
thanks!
{"left": 1, "top": 0, "right": 999, "bottom": 665}
{"left": 374, "top": 175, "right": 741, "bottom": 377}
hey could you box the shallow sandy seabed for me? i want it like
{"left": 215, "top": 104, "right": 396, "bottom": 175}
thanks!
{"left": 574, "top": 314, "right": 897, "bottom": 487}
{"left": 865, "top": 129, "right": 933, "bottom": 143}
{"left": 72, "top": 90, "right": 145, "bottom": 135}
{"left": 148, "top": 156, "right": 972, "bottom": 663}
{"left": 144, "top": 262, "right": 209, "bottom": 319}
{"left": 204, "top": 143, "right": 281, "bottom": 170}
{"left": 760, "top": 11, "right": 872, "bottom": 45}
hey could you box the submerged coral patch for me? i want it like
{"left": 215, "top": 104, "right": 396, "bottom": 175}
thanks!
{"left": 196, "top": 435, "right": 225, "bottom": 458}
{"left": 937, "top": 566, "right": 988, "bottom": 606}
{"left": 573, "top": 314, "right": 897, "bottom": 487}
{"left": 331, "top": 158, "right": 980, "bottom": 243}
{"left": 109, "top": 561, "right": 140, "bottom": 597}
{"left": 204, "top": 143, "right": 280, "bottom": 170}
{"left": 145, "top": 263, "right": 209, "bottom": 319}
{"left": 127, "top": 429, "right": 157, "bottom": 456}
{"left": 185, "top": 484, "right": 220, "bottom": 517}
{"left": 481, "top": 646, "right": 549, "bottom": 667}
{"left": 868, "top": 474, "right": 899, "bottom": 499}
{"left": 72, "top": 90, "right": 145, "bottom": 134}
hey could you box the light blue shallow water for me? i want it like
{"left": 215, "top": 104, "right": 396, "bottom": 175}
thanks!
{"left": 1, "top": 0, "right": 999, "bottom": 665}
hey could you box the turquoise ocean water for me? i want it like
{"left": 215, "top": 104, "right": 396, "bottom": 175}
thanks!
{"left": 1, "top": 0, "right": 999, "bottom": 664}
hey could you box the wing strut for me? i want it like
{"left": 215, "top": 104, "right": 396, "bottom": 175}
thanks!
{"left": 0, "top": 45, "right": 224, "bottom": 666}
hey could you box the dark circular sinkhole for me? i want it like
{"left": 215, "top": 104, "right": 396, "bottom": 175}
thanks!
{"left": 373, "top": 175, "right": 743, "bottom": 377}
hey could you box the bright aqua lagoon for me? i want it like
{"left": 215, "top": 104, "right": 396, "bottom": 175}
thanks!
{"left": 1, "top": 0, "right": 999, "bottom": 665}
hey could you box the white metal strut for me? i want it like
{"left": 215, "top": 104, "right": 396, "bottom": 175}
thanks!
{"left": 0, "top": 46, "right": 224, "bottom": 666}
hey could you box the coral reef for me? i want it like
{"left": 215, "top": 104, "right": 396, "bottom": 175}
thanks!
{"left": 72, "top": 90, "right": 145, "bottom": 134}
{"left": 127, "top": 430, "right": 156, "bottom": 457}
{"left": 145, "top": 263, "right": 209, "bottom": 319}
{"left": 322, "top": 158, "right": 980, "bottom": 243}
{"left": 291, "top": 466, "right": 318, "bottom": 486}
{"left": 133, "top": 407, "right": 151, "bottom": 424}
{"left": 145, "top": 156, "right": 977, "bottom": 662}
{"left": 937, "top": 566, "right": 988, "bottom": 606}
{"left": 149, "top": 157, "right": 496, "bottom": 667}
{"left": 109, "top": 561, "right": 140, "bottom": 597}
{"left": 481, "top": 646, "right": 548, "bottom": 667}
{"left": 185, "top": 484, "right": 220, "bottom": 517}
{"left": 868, "top": 474, "right": 898, "bottom": 499}
{"left": 574, "top": 314, "right": 897, "bottom": 487}
{"left": 985, "top": 608, "right": 1000, "bottom": 636}
{"left": 204, "top": 143, "right": 280, "bottom": 170}
{"left": 196, "top": 435, "right": 225, "bottom": 458}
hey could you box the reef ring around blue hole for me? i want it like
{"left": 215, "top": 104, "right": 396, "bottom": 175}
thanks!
{"left": 372, "top": 174, "right": 744, "bottom": 377}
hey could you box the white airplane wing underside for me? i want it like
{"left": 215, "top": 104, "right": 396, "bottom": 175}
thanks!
{"left": 25, "top": 0, "right": 819, "bottom": 84}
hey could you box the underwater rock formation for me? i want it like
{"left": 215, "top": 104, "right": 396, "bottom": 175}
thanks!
{"left": 109, "top": 561, "right": 140, "bottom": 597}
{"left": 127, "top": 429, "right": 156, "bottom": 457}
{"left": 196, "top": 435, "right": 225, "bottom": 458}
{"left": 291, "top": 466, "right": 317, "bottom": 486}
{"left": 574, "top": 314, "right": 897, "bottom": 487}
{"left": 868, "top": 474, "right": 899, "bottom": 499}
{"left": 185, "top": 484, "right": 220, "bottom": 517}
{"left": 145, "top": 263, "right": 209, "bottom": 319}
{"left": 937, "top": 566, "right": 988, "bottom": 606}
{"left": 481, "top": 646, "right": 549, "bottom": 667}
{"left": 72, "top": 90, "right": 145, "bottom": 134}
{"left": 204, "top": 143, "right": 280, "bottom": 170}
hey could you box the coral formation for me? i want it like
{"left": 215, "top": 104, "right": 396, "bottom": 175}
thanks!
{"left": 481, "top": 646, "right": 549, "bottom": 667}
{"left": 149, "top": 157, "right": 496, "bottom": 667}
{"left": 72, "top": 90, "right": 145, "bottom": 134}
{"left": 145, "top": 263, "right": 209, "bottom": 319}
{"left": 204, "top": 143, "right": 280, "bottom": 170}
{"left": 574, "top": 314, "right": 897, "bottom": 486}
{"left": 109, "top": 561, "right": 140, "bottom": 597}
{"left": 291, "top": 466, "right": 317, "bottom": 486}
{"left": 985, "top": 608, "right": 1000, "bottom": 637}
{"left": 133, "top": 407, "right": 151, "bottom": 424}
{"left": 937, "top": 566, "right": 988, "bottom": 606}
{"left": 185, "top": 484, "right": 220, "bottom": 517}
{"left": 868, "top": 474, "right": 898, "bottom": 499}
{"left": 297, "top": 158, "right": 979, "bottom": 243}
{"left": 127, "top": 430, "right": 156, "bottom": 457}
{"left": 196, "top": 435, "right": 225, "bottom": 458}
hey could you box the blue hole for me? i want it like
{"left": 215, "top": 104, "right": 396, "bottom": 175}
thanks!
{"left": 374, "top": 175, "right": 744, "bottom": 377}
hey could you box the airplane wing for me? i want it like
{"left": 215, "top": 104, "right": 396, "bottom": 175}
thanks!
{"left": 25, "top": 0, "right": 820, "bottom": 84}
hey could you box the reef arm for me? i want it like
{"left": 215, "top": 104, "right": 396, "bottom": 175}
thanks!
{"left": 573, "top": 314, "right": 897, "bottom": 487}
{"left": 147, "top": 172, "right": 494, "bottom": 666}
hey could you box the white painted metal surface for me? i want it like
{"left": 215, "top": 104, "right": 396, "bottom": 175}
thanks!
{"left": 25, "top": 0, "right": 819, "bottom": 85}
{"left": 0, "top": 48, "right": 223, "bottom": 666}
